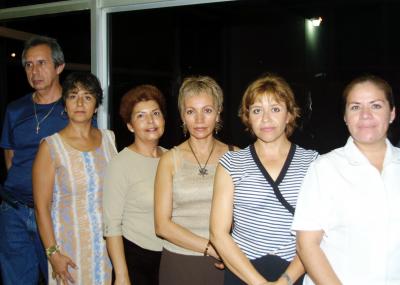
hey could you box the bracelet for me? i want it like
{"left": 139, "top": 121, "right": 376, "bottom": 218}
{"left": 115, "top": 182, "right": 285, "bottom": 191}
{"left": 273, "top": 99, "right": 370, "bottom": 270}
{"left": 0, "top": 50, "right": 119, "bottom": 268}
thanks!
{"left": 45, "top": 244, "right": 60, "bottom": 258}
{"left": 203, "top": 240, "right": 211, "bottom": 256}
{"left": 281, "top": 272, "right": 293, "bottom": 285}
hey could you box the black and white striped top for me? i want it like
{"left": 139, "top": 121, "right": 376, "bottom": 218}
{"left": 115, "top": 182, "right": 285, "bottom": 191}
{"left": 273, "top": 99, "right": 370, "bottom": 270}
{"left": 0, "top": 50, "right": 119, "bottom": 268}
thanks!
{"left": 220, "top": 144, "right": 318, "bottom": 261}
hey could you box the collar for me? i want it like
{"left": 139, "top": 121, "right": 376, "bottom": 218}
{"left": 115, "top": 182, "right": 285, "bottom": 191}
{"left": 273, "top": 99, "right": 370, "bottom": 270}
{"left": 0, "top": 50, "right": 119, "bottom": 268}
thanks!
{"left": 344, "top": 136, "right": 400, "bottom": 166}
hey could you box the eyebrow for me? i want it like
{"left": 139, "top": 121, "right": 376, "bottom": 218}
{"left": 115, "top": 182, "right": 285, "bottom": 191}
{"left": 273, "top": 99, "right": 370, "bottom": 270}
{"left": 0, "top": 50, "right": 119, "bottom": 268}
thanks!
{"left": 69, "top": 90, "right": 93, "bottom": 95}
{"left": 134, "top": 108, "right": 160, "bottom": 114}
{"left": 249, "top": 102, "right": 281, "bottom": 108}
{"left": 348, "top": 99, "right": 385, "bottom": 105}
{"left": 185, "top": 105, "right": 214, "bottom": 109}
{"left": 26, "top": 58, "right": 48, "bottom": 63}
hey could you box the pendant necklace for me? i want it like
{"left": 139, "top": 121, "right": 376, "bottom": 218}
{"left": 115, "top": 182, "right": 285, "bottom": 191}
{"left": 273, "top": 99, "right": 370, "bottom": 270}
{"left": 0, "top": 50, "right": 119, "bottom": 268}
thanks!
{"left": 188, "top": 140, "right": 216, "bottom": 177}
{"left": 33, "top": 93, "right": 59, "bottom": 134}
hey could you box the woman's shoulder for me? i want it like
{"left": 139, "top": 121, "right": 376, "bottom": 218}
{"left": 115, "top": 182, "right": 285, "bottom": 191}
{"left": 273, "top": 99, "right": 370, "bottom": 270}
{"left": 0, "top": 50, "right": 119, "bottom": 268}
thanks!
{"left": 42, "top": 132, "right": 63, "bottom": 151}
{"left": 304, "top": 146, "right": 347, "bottom": 173}
{"left": 44, "top": 131, "right": 60, "bottom": 142}
{"left": 110, "top": 147, "right": 132, "bottom": 162}
{"left": 161, "top": 144, "right": 179, "bottom": 156}
{"left": 220, "top": 145, "right": 251, "bottom": 164}
{"left": 100, "top": 128, "right": 115, "bottom": 141}
{"left": 162, "top": 141, "right": 191, "bottom": 159}
{"left": 294, "top": 144, "right": 319, "bottom": 159}
{"left": 159, "top": 146, "right": 168, "bottom": 153}
{"left": 214, "top": 140, "right": 241, "bottom": 155}
{"left": 158, "top": 146, "right": 177, "bottom": 166}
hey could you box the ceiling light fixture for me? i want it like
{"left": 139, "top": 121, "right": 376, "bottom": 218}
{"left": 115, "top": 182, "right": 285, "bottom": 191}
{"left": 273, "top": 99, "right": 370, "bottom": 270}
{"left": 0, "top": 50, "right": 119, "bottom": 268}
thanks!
{"left": 310, "top": 17, "right": 322, "bottom": 27}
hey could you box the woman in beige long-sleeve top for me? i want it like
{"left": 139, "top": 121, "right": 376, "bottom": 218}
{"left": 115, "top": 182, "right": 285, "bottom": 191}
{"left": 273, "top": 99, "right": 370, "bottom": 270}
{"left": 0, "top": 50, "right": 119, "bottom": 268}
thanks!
{"left": 103, "top": 85, "right": 166, "bottom": 285}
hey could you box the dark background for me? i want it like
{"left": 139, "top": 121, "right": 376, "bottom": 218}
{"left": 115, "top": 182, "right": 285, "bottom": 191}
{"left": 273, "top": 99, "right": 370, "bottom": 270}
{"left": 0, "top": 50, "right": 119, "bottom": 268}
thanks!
{"left": 1, "top": 0, "right": 400, "bottom": 185}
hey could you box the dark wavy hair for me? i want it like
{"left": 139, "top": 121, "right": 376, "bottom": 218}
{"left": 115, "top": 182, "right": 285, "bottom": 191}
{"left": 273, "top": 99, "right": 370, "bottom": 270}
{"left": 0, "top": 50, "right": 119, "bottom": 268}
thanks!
{"left": 62, "top": 72, "right": 103, "bottom": 108}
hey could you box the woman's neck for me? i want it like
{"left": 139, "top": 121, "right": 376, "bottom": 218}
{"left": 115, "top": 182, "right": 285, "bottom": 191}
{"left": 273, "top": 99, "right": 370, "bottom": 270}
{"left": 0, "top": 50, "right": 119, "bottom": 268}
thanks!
{"left": 64, "top": 122, "right": 94, "bottom": 138}
{"left": 254, "top": 136, "right": 291, "bottom": 160}
{"left": 354, "top": 140, "right": 387, "bottom": 172}
{"left": 187, "top": 136, "right": 215, "bottom": 155}
{"left": 129, "top": 139, "right": 160, "bottom": 158}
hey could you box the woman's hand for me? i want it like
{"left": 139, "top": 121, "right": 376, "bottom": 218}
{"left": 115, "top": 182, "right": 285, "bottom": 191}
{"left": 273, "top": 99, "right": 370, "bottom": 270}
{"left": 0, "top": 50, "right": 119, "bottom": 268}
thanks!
{"left": 49, "top": 252, "right": 77, "bottom": 284}
{"left": 207, "top": 244, "right": 225, "bottom": 269}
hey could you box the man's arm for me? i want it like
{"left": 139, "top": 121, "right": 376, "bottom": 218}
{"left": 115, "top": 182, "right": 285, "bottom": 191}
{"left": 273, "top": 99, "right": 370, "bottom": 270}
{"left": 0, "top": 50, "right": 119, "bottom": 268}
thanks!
{"left": 4, "top": 149, "right": 14, "bottom": 170}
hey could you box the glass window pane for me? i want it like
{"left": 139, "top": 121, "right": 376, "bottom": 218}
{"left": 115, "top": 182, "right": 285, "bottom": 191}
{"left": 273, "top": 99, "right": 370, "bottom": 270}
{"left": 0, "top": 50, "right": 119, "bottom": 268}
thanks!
{"left": 109, "top": 0, "right": 400, "bottom": 152}
{"left": 0, "top": 11, "right": 90, "bottom": 182}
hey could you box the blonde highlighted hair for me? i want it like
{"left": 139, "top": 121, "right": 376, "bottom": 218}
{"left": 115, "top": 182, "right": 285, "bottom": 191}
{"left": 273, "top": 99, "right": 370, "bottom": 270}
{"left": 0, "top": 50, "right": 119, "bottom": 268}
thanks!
{"left": 178, "top": 75, "right": 224, "bottom": 116}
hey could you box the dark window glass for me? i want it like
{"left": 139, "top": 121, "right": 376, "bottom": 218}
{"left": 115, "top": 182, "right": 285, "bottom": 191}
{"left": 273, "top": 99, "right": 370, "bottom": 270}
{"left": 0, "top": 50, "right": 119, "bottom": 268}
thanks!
{"left": 0, "top": 11, "right": 90, "bottom": 183}
{"left": 109, "top": 0, "right": 400, "bottom": 152}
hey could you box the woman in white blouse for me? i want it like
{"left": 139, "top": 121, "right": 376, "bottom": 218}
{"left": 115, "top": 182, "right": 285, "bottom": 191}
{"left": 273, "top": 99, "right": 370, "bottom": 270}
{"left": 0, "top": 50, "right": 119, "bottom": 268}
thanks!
{"left": 293, "top": 75, "right": 400, "bottom": 284}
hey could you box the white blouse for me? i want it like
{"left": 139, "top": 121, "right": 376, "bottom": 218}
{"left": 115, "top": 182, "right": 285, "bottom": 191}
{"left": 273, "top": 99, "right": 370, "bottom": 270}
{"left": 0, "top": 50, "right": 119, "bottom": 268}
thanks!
{"left": 292, "top": 137, "right": 400, "bottom": 285}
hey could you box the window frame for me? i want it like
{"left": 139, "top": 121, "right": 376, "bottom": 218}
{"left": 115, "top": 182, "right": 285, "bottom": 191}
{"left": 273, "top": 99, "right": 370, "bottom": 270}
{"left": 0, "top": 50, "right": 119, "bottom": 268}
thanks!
{"left": 0, "top": 0, "right": 235, "bottom": 128}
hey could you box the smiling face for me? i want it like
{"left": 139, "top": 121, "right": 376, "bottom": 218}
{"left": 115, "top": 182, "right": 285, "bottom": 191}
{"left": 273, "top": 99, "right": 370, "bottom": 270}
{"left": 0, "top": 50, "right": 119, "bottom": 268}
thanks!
{"left": 344, "top": 81, "right": 395, "bottom": 147}
{"left": 128, "top": 100, "right": 165, "bottom": 144}
{"left": 24, "top": 44, "right": 64, "bottom": 93}
{"left": 248, "top": 94, "right": 291, "bottom": 144}
{"left": 65, "top": 86, "right": 97, "bottom": 123}
{"left": 181, "top": 91, "right": 219, "bottom": 140}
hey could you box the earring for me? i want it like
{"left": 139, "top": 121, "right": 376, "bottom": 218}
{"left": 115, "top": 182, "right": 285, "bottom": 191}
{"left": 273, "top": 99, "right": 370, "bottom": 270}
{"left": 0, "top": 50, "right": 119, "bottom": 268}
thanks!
{"left": 182, "top": 123, "right": 187, "bottom": 138}
{"left": 215, "top": 121, "right": 222, "bottom": 135}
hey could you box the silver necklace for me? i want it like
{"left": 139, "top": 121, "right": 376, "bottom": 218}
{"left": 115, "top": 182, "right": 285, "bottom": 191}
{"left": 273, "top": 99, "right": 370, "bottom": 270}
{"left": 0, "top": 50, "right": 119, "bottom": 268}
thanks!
{"left": 33, "top": 93, "right": 59, "bottom": 134}
{"left": 187, "top": 140, "right": 215, "bottom": 177}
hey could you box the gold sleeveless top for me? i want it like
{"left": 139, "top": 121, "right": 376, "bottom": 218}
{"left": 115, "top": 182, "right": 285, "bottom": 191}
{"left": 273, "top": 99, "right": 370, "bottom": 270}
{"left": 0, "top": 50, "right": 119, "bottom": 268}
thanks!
{"left": 163, "top": 146, "right": 217, "bottom": 256}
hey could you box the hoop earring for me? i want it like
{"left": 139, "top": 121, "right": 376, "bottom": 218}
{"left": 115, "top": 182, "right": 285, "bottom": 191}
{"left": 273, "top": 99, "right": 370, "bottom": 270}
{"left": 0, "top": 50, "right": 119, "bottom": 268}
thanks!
{"left": 182, "top": 123, "right": 187, "bottom": 138}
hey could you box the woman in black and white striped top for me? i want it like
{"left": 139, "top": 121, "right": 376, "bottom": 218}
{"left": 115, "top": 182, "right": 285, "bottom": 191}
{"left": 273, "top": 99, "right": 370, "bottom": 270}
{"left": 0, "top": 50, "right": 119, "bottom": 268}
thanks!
{"left": 210, "top": 74, "right": 318, "bottom": 285}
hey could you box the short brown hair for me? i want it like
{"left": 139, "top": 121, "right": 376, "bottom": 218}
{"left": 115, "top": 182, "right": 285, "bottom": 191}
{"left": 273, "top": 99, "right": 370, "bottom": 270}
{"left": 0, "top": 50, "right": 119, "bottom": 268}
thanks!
{"left": 178, "top": 75, "right": 224, "bottom": 116}
{"left": 342, "top": 74, "right": 394, "bottom": 111}
{"left": 239, "top": 73, "right": 300, "bottom": 137}
{"left": 119, "top": 84, "right": 166, "bottom": 123}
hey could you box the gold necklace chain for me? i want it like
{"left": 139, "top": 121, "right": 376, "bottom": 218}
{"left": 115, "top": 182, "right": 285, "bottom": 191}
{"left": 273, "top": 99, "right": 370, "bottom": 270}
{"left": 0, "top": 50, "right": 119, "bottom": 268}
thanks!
{"left": 33, "top": 93, "right": 59, "bottom": 134}
{"left": 187, "top": 140, "right": 216, "bottom": 177}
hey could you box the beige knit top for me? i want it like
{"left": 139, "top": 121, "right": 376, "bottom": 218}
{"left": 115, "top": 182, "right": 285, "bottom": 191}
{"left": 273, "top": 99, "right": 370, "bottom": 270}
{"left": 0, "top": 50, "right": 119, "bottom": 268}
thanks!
{"left": 163, "top": 146, "right": 217, "bottom": 256}
{"left": 103, "top": 147, "right": 164, "bottom": 251}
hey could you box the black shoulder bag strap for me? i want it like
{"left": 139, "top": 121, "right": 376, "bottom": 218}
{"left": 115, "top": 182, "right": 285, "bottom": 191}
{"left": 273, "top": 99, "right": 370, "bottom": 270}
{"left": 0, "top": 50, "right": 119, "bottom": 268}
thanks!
{"left": 250, "top": 144, "right": 296, "bottom": 216}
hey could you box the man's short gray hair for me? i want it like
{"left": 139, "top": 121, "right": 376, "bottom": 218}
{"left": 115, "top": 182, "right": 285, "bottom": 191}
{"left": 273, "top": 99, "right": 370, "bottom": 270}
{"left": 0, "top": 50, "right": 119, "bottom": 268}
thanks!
{"left": 21, "top": 36, "right": 65, "bottom": 68}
